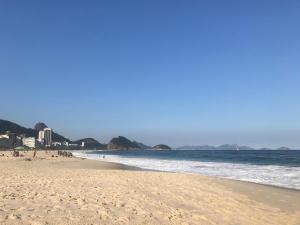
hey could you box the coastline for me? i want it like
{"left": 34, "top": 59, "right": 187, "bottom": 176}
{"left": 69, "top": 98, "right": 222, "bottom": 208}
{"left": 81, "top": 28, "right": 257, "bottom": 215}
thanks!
{"left": 0, "top": 150, "right": 300, "bottom": 225}
{"left": 72, "top": 151, "right": 300, "bottom": 212}
{"left": 73, "top": 150, "right": 300, "bottom": 191}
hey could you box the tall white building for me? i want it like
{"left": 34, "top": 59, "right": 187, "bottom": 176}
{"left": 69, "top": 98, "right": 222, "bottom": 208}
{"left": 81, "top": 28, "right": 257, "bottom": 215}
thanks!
{"left": 44, "top": 128, "right": 52, "bottom": 147}
{"left": 38, "top": 130, "right": 45, "bottom": 142}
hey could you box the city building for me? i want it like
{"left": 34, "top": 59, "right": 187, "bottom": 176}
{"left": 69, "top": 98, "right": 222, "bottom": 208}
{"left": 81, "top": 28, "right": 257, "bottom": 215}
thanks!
{"left": 0, "top": 135, "right": 11, "bottom": 149}
{"left": 36, "top": 139, "right": 44, "bottom": 147}
{"left": 44, "top": 128, "right": 52, "bottom": 147}
{"left": 0, "top": 133, "right": 22, "bottom": 149}
{"left": 63, "top": 141, "right": 69, "bottom": 147}
{"left": 52, "top": 142, "right": 62, "bottom": 147}
{"left": 7, "top": 132, "right": 17, "bottom": 148}
{"left": 38, "top": 130, "right": 45, "bottom": 142}
{"left": 68, "top": 143, "right": 79, "bottom": 148}
{"left": 22, "top": 137, "right": 36, "bottom": 149}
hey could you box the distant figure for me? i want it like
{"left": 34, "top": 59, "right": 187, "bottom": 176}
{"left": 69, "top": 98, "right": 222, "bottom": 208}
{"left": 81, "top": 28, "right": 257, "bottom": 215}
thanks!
{"left": 13, "top": 150, "right": 19, "bottom": 157}
{"left": 103, "top": 155, "right": 105, "bottom": 159}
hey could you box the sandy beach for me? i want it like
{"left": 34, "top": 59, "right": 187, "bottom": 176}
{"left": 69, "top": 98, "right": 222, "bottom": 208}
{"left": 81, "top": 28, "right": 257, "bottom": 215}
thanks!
{"left": 0, "top": 151, "right": 299, "bottom": 225}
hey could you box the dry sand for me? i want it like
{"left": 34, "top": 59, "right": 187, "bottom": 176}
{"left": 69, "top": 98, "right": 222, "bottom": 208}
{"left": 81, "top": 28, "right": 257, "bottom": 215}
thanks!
{"left": 0, "top": 150, "right": 299, "bottom": 225}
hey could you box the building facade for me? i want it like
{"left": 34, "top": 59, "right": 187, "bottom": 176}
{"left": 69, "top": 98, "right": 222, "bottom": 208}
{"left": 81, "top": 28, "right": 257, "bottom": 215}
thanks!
{"left": 0, "top": 133, "right": 22, "bottom": 149}
{"left": 7, "top": 133, "right": 17, "bottom": 148}
{"left": 38, "top": 130, "right": 45, "bottom": 142}
{"left": 22, "top": 137, "right": 36, "bottom": 149}
{"left": 44, "top": 128, "right": 52, "bottom": 147}
{"left": 0, "top": 135, "right": 11, "bottom": 149}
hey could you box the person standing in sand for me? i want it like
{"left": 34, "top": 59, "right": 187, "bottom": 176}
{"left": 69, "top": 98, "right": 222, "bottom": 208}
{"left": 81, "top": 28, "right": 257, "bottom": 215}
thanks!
{"left": 33, "top": 149, "right": 37, "bottom": 158}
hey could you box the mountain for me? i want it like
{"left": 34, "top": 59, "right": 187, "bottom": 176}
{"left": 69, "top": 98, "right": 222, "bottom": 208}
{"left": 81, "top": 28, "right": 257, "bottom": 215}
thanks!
{"left": 107, "top": 136, "right": 139, "bottom": 150}
{"left": 34, "top": 122, "right": 48, "bottom": 131}
{"left": 176, "top": 145, "right": 216, "bottom": 150}
{"left": 73, "top": 138, "right": 106, "bottom": 150}
{"left": 0, "top": 119, "right": 36, "bottom": 137}
{"left": 215, "top": 144, "right": 255, "bottom": 150}
{"left": 236, "top": 146, "right": 255, "bottom": 150}
{"left": 277, "top": 147, "right": 291, "bottom": 150}
{"left": 133, "top": 141, "right": 151, "bottom": 149}
{"left": 176, "top": 144, "right": 254, "bottom": 150}
{"left": 216, "top": 144, "right": 238, "bottom": 150}
{"left": 152, "top": 144, "right": 172, "bottom": 150}
{"left": 177, "top": 145, "right": 295, "bottom": 150}
{"left": 0, "top": 119, "right": 70, "bottom": 142}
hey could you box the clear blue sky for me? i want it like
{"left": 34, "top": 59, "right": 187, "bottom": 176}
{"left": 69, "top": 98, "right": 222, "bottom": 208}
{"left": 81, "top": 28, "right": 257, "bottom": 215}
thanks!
{"left": 1, "top": 0, "right": 300, "bottom": 148}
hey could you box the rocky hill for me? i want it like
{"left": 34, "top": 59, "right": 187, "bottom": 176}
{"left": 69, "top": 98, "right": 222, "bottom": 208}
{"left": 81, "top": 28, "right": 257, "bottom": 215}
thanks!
{"left": 277, "top": 147, "right": 291, "bottom": 150}
{"left": 34, "top": 122, "right": 48, "bottom": 131}
{"left": 107, "top": 136, "right": 139, "bottom": 150}
{"left": 152, "top": 144, "right": 171, "bottom": 150}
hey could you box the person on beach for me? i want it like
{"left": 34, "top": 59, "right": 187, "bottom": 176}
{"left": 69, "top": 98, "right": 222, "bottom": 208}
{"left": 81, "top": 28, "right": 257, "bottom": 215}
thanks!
{"left": 33, "top": 149, "right": 37, "bottom": 158}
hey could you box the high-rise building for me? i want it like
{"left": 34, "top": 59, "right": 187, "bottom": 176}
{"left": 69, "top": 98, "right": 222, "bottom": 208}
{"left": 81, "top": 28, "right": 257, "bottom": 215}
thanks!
{"left": 44, "top": 128, "right": 52, "bottom": 147}
{"left": 38, "top": 130, "right": 45, "bottom": 143}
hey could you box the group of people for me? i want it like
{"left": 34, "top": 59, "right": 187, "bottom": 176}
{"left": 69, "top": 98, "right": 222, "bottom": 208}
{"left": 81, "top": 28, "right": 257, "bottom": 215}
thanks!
{"left": 57, "top": 150, "right": 73, "bottom": 157}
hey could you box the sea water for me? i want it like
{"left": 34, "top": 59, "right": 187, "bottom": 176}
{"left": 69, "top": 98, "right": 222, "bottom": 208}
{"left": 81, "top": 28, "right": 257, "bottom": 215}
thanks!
{"left": 72, "top": 150, "right": 300, "bottom": 190}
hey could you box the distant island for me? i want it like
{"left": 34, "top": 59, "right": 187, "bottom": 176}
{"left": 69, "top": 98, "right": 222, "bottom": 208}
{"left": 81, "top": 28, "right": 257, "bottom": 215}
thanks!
{"left": 176, "top": 144, "right": 292, "bottom": 151}
{"left": 152, "top": 144, "right": 172, "bottom": 150}
{"left": 107, "top": 136, "right": 139, "bottom": 150}
{"left": 0, "top": 119, "right": 296, "bottom": 151}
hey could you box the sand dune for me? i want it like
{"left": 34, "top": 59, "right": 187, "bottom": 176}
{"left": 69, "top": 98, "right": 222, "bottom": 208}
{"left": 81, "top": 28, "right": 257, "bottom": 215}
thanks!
{"left": 0, "top": 151, "right": 299, "bottom": 225}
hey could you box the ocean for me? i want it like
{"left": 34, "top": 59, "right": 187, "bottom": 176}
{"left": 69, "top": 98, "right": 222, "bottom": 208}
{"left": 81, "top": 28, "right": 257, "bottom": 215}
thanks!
{"left": 72, "top": 150, "right": 300, "bottom": 190}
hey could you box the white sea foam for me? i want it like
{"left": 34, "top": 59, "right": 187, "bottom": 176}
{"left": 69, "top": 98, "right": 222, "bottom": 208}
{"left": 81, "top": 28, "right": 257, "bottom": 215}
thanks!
{"left": 72, "top": 151, "right": 300, "bottom": 190}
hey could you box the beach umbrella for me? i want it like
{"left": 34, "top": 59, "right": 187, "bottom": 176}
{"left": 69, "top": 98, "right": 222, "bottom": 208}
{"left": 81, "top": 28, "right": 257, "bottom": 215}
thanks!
{"left": 14, "top": 146, "right": 25, "bottom": 151}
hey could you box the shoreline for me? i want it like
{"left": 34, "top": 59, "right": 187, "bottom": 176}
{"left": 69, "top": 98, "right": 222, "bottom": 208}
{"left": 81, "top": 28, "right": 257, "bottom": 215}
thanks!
{"left": 72, "top": 152, "right": 300, "bottom": 212}
{"left": 3, "top": 149, "right": 300, "bottom": 191}
{"left": 1, "top": 150, "right": 300, "bottom": 224}
{"left": 72, "top": 150, "right": 300, "bottom": 192}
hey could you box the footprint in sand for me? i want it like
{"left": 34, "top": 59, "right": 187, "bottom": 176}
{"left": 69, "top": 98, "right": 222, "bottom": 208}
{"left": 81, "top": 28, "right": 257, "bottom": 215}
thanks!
{"left": 29, "top": 221, "right": 43, "bottom": 225}
{"left": 69, "top": 216, "right": 80, "bottom": 221}
{"left": 8, "top": 213, "right": 22, "bottom": 220}
{"left": 16, "top": 206, "right": 26, "bottom": 211}
{"left": 117, "top": 216, "right": 129, "bottom": 223}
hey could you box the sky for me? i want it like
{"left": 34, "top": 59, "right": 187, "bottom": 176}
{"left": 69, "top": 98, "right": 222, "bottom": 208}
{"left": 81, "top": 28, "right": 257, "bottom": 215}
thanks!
{"left": 0, "top": 0, "right": 300, "bottom": 148}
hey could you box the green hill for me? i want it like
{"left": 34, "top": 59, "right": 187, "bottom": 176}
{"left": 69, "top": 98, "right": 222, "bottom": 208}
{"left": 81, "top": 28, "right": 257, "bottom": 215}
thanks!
{"left": 107, "top": 136, "right": 139, "bottom": 150}
{"left": 152, "top": 144, "right": 172, "bottom": 150}
{"left": 0, "top": 119, "right": 70, "bottom": 142}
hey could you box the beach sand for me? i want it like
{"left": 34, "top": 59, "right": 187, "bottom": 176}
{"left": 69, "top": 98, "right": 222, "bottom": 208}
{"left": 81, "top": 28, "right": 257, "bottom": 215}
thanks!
{"left": 0, "top": 151, "right": 299, "bottom": 225}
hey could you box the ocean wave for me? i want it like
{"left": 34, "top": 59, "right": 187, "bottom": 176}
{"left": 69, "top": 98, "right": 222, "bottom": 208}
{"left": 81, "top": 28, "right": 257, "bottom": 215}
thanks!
{"left": 72, "top": 151, "right": 300, "bottom": 190}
